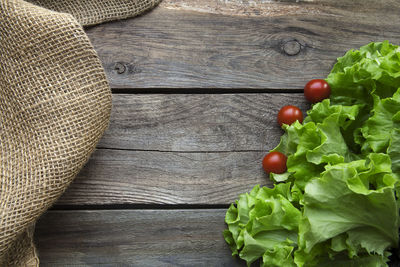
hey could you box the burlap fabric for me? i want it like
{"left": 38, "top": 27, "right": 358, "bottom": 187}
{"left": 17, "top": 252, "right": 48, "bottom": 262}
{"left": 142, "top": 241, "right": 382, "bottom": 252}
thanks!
{"left": 0, "top": 0, "right": 160, "bottom": 266}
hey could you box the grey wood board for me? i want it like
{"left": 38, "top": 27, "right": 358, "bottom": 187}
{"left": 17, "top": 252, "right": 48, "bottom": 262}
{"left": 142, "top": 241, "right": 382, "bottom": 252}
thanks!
{"left": 86, "top": 0, "right": 400, "bottom": 89}
{"left": 98, "top": 93, "right": 309, "bottom": 151}
{"left": 56, "top": 93, "right": 308, "bottom": 206}
{"left": 56, "top": 149, "right": 269, "bottom": 205}
{"left": 35, "top": 209, "right": 245, "bottom": 267}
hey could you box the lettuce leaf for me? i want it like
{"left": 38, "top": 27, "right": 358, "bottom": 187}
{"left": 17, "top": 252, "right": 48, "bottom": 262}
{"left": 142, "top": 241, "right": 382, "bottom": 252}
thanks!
{"left": 224, "top": 41, "right": 400, "bottom": 266}
{"left": 296, "top": 157, "right": 398, "bottom": 266}
{"left": 224, "top": 184, "right": 301, "bottom": 266}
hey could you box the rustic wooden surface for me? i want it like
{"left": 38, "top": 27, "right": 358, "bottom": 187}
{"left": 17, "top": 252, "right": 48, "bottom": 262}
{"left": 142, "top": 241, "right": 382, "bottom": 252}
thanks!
{"left": 55, "top": 94, "right": 307, "bottom": 206}
{"left": 57, "top": 149, "right": 267, "bottom": 205}
{"left": 35, "top": 0, "right": 400, "bottom": 266}
{"left": 35, "top": 210, "right": 243, "bottom": 266}
{"left": 98, "top": 94, "right": 308, "bottom": 151}
{"left": 87, "top": 0, "right": 400, "bottom": 89}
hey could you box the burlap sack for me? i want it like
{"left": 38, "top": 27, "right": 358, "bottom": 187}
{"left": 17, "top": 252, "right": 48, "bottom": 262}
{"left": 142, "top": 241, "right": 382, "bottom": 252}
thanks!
{"left": 0, "top": 0, "right": 160, "bottom": 266}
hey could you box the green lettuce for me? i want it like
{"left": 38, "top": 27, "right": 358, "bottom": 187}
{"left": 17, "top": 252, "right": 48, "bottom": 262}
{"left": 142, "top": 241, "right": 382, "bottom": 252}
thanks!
{"left": 224, "top": 41, "right": 400, "bottom": 266}
{"left": 224, "top": 184, "right": 301, "bottom": 266}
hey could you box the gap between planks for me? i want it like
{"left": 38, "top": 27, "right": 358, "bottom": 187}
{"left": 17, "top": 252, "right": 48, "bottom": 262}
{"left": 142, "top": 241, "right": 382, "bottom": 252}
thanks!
{"left": 111, "top": 88, "right": 306, "bottom": 94}
{"left": 51, "top": 204, "right": 230, "bottom": 211}
{"left": 96, "top": 147, "right": 265, "bottom": 153}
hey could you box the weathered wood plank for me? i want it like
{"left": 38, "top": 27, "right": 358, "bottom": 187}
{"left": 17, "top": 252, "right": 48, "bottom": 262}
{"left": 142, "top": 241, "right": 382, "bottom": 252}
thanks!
{"left": 57, "top": 149, "right": 267, "bottom": 205}
{"left": 57, "top": 93, "right": 308, "bottom": 206}
{"left": 159, "top": 0, "right": 400, "bottom": 17}
{"left": 86, "top": 0, "right": 400, "bottom": 89}
{"left": 35, "top": 209, "right": 244, "bottom": 267}
{"left": 99, "top": 94, "right": 309, "bottom": 151}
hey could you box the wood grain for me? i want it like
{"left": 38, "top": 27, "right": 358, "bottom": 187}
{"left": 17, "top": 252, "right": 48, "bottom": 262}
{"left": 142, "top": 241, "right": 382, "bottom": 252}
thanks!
{"left": 98, "top": 94, "right": 309, "bottom": 151}
{"left": 57, "top": 93, "right": 307, "bottom": 205}
{"left": 159, "top": 0, "right": 400, "bottom": 17}
{"left": 86, "top": 0, "right": 400, "bottom": 89}
{"left": 35, "top": 209, "right": 245, "bottom": 267}
{"left": 57, "top": 149, "right": 268, "bottom": 205}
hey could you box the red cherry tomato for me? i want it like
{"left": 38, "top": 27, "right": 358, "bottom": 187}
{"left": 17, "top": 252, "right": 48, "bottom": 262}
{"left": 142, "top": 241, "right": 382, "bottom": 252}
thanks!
{"left": 262, "top": 151, "right": 287, "bottom": 174}
{"left": 304, "top": 79, "right": 331, "bottom": 103}
{"left": 277, "top": 105, "right": 303, "bottom": 126}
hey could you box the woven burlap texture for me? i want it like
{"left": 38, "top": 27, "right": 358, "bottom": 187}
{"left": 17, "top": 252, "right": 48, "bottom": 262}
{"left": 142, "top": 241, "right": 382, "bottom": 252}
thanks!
{"left": 0, "top": 0, "right": 160, "bottom": 266}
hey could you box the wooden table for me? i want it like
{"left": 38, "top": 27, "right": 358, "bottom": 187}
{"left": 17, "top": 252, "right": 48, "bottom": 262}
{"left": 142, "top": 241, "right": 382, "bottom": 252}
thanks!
{"left": 34, "top": 0, "right": 400, "bottom": 266}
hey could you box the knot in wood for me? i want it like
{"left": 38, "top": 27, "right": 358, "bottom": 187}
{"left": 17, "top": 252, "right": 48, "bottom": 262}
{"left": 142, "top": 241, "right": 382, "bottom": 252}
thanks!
{"left": 114, "top": 62, "right": 126, "bottom": 74}
{"left": 282, "top": 40, "right": 301, "bottom": 56}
